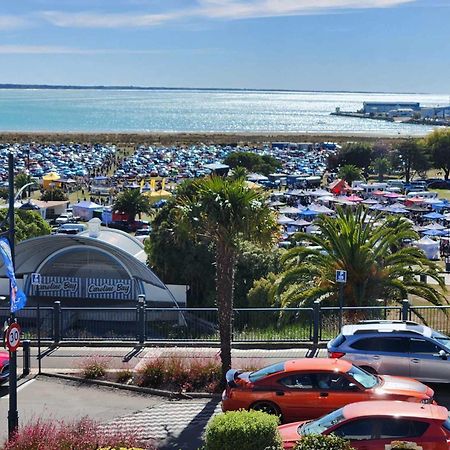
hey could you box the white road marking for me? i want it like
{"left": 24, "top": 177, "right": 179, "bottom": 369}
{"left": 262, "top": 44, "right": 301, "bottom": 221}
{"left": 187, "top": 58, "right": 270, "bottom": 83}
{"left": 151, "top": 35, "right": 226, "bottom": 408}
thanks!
{"left": 0, "top": 378, "right": 36, "bottom": 400}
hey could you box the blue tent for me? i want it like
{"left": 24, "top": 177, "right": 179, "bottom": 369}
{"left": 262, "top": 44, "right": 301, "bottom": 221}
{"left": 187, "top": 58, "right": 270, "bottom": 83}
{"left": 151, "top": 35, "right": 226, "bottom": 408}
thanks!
{"left": 300, "top": 208, "right": 319, "bottom": 217}
{"left": 423, "top": 212, "right": 445, "bottom": 220}
{"left": 423, "top": 229, "right": 446, "bottom": 237}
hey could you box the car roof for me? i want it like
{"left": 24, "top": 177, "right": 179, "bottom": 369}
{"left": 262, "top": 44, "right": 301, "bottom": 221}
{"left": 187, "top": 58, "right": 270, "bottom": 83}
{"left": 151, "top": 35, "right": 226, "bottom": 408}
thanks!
{"left": 284, "top": 358, "right": 353, "bottom": 373}
{"left": 343, "top": 401, "right": 448, "bottom": 422}
{"left": 341, "top": 321, "right": 433, "bottom": 338}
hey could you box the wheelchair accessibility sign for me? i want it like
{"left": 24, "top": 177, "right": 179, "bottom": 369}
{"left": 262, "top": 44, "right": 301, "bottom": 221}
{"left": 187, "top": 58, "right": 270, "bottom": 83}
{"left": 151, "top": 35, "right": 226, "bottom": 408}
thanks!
{"left": 335, "top": 270, "right": 347, "bottom": 283}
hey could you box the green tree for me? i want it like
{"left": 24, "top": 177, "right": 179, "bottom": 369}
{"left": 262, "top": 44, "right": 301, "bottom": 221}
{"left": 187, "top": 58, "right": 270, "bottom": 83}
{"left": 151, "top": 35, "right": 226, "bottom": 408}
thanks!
{"left": 40, "top": 188, "right": 68, "bottom": 202}
{"left": 230, "top": 166, "right": 248, "bottom": 181}
{"left": 175, "top": 176, "right": 278, "bottom": 376}
{"left": 424, "top": 129, "right": 450, "bottom": 180}
{"left": 14, "top": 173, "right": 31, "bottom": 199}
{"left": 337, "top": 143, "right": 373, "bottom": 170}
{"left": 0, "top": 210, "right": 51, "bottom": 243}
{"left": 338, "top": 165, "right": 362, "bottom": 185}
{"left": 273, "top": 206, "right": 445, "bottom": 308}
{"left": 224, "top": 151, "right": 281, "bottom": 176}
{"left": 396, "top": 139, "right": 430, "bottom": 183}
{"left": 113, "top": 189, "right": 151, "bottom": 223}
{"left": 372, "top": 157, "right": 390, "bottom": 181}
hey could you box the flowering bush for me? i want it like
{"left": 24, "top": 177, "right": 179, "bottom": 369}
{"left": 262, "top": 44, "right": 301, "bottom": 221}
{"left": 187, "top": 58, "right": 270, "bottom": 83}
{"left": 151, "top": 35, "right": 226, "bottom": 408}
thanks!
{"left": 79, "top": 356, "right": 111, "bottom": 380}
{"left": 2, "top": 417, "right": 150, "bottom": 450}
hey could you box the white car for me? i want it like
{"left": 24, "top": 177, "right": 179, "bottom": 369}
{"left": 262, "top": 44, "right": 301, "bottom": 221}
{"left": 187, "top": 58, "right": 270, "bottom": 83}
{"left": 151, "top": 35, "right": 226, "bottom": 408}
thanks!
{"left": 55, "top": 212, "right": 74, "bottom": 224}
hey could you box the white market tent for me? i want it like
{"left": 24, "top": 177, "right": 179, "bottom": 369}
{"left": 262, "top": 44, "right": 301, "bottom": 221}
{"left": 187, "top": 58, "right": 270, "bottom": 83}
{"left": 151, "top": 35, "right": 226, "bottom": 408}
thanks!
{"left": 415, "top": 237, "right": 440, "bottom": 260}
{"left": 73, "top": 201, "right": 103, "bottom": 221}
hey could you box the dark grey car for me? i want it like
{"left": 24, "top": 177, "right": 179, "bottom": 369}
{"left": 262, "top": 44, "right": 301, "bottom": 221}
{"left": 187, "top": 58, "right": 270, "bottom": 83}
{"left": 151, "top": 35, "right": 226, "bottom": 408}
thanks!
{"left": 327, "top": 321, "right": 450, "bottom": 383}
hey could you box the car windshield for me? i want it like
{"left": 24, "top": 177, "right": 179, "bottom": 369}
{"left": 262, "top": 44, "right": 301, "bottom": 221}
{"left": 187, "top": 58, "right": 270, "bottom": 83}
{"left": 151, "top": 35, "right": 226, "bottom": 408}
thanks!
{"left": 347, "top": 365, "right": 378, "bottom": 389}
{"left": 433, "top": 333, "right": 450, "bottom": 352}
{"left": 299, "top": 408, "right": 346, "bottom": 435}
{"left": 249, "top": 362, "right": 285, "bottom": 382}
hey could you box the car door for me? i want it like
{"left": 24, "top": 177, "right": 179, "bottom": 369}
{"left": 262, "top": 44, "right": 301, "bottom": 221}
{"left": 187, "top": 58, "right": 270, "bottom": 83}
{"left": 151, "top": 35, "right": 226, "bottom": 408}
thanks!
{"left": 309, "top": 371, "right": 369, "bottom": 418}
{"left": 408, "top": 337, "right": 450, "bottom": 383}
{"left": 275, "top": 373, "right": 317, "bottom": 421}
{"left": 365, "top": 337, "right": 411, "bottom": 377}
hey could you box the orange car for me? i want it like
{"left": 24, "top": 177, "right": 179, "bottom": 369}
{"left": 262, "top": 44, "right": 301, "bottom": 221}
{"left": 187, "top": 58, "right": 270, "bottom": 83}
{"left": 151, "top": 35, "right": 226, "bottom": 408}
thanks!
{"left": 279, "top": 401, "right": 450, "bottom": 449}
{"left": 222, "top": 359, "right": 434, "bottom": 423}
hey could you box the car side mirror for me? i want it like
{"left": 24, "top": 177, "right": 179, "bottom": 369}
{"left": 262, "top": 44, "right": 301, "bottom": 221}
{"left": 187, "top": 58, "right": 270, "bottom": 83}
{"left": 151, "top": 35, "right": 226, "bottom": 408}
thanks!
{"left": 438, "top": 350, "right": 448, "bottom": 360}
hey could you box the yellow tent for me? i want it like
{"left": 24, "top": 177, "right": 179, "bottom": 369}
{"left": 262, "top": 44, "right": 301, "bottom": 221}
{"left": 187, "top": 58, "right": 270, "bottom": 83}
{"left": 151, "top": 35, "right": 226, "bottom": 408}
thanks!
{"left": 147, "top": 189, "right": 172, "bottom": 198}
{"left": 42, "top": 172, "right": 61, "bottom": 190}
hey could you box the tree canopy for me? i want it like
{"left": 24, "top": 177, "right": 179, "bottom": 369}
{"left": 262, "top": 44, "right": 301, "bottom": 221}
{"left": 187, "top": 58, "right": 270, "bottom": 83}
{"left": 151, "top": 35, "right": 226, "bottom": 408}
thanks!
{"left": 0, "top": 209, "right": 51, "bottom": 243}
{"left": 395, "top": 139, "right": 430, "bottom": 183}
{"left": 338, "top": 165, "right": 363, "bottom": 185}
{"left": 40, "top": 188, "right": 68, "bottom": 202}
{"left": 424, "top": 129, "right": 450, "bottom": 180}
{"left": 223, "top": 151, "right": 281, "bottom": 176}
{"left": 337, "top": 143, "right": 373, "bottom": 170}
{"left": 113, "top": 189, "right": 151, "bottom": 222}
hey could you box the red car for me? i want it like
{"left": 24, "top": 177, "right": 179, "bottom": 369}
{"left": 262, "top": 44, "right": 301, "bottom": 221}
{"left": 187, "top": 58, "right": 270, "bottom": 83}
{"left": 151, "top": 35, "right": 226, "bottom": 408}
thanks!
{"left": 222, "top": 359, "right": 434, "bottom": 423}
{"left": 0, "top": 350, "right": 8, "bottom": 384}
{"left": 279, "top": 401, "right": 450, "bottom": 449}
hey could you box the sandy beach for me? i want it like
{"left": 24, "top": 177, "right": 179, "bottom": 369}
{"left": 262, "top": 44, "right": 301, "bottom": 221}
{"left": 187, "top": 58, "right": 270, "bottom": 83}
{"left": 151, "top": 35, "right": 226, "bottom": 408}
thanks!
{"left": 0, "top": 131, "right": 407, "bottom": 147}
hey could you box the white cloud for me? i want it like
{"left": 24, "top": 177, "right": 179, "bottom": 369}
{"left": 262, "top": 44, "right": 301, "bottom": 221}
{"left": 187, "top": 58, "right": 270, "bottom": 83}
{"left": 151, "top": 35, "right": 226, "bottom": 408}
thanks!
{"left": 40, "top": 0, "right": 417, "bottom": 28}
{"left": 0, "top": 16, "right": 29, "bottom": 30}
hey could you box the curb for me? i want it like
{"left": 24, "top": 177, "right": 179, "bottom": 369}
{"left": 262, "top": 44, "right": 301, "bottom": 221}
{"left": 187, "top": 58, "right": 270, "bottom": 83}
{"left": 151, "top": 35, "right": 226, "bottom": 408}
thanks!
{"left": 38, "top": 372, "right": 222, "bottom": 400}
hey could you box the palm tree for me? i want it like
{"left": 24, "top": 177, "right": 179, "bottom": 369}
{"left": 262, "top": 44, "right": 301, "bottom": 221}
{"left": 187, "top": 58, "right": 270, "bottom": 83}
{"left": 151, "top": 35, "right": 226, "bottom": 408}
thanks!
{"left": 372, "top": 157, "right": 390, "bottom": 181}
{"left": 338, "top": 165, "right": 363, "bottom": 185}
{"left": 113, "top": 189, "right": 151, "bottom": 223}
{"left": 175, "top": 176, "right": 278, "bottom": 377}
{"left": 273, "top": 206, "right": 446, "bottom": 309}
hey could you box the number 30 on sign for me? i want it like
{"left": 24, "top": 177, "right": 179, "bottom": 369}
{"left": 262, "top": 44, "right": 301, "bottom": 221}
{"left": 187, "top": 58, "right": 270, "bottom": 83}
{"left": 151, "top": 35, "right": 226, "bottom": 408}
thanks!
{"left": 6, "top": 323, "right": 21, "bottom": 352}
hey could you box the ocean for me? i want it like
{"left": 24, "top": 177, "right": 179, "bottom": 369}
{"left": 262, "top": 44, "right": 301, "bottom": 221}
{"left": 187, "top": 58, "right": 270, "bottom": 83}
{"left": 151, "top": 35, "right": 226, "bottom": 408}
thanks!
{"left": 0, "top": 88, "right": 448, "bottom": 136}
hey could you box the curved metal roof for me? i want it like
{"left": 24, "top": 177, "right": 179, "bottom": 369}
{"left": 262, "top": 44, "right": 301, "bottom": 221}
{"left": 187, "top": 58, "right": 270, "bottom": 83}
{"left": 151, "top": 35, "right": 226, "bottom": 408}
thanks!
{"left": 7, "top": 234, "right": 165, "bottom": 289}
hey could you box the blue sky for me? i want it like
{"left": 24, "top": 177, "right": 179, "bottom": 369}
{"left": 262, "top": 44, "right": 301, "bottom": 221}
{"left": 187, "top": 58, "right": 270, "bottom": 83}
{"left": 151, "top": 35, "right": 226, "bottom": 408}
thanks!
{"left": 1, "top": 0, "right": 449, "bottom": 93}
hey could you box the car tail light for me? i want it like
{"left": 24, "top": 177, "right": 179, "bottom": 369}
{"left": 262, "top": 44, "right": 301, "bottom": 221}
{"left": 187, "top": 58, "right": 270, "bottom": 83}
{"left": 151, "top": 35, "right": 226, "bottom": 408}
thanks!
{"left": 329, "top": 352, "right": 345, "bottom": 359}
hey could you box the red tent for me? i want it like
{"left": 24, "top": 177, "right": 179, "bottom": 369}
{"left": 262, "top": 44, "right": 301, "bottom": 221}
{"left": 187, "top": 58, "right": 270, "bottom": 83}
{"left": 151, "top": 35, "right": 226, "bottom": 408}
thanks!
{"left": 328, "top": 179, "right": 350, "bottom": 195}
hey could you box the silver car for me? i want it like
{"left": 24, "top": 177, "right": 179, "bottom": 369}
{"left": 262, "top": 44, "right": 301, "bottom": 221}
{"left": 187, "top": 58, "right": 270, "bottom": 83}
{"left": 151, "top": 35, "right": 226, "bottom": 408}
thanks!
{"left": 327, "top": 320, "right": 450, "bottom": 383}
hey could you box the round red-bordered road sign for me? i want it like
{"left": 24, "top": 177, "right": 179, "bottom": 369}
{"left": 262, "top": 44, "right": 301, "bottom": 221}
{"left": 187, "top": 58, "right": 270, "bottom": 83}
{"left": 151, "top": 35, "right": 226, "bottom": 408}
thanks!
{"left": 6, "top": 323, "right": 21, "bottom": 352}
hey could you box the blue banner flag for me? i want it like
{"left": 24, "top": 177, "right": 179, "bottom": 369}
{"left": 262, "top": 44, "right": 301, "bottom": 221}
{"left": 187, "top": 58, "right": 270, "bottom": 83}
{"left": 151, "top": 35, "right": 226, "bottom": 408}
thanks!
{"left": 0, "top": 237, "right": 27, "bottom": 313}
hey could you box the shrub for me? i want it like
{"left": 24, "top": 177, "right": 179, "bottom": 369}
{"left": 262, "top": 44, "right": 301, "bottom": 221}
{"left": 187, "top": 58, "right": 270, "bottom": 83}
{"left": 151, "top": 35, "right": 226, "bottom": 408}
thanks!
{"left": 136, "top": 358, "right": 165, "bottom": 388}
{"left": 79, "top": 355, "right": 110, "bottom": 379}
{"left": 293, "top": 434, "right": 355, "bottom": 450}
{"left": 3, "top": 417, "right": 150, "bottom": 450}
{"left": 204, "top": 410, "right": 282, "bottom": 450}
{"left": 115, "top": 367, "right": 133, "bottom": 384}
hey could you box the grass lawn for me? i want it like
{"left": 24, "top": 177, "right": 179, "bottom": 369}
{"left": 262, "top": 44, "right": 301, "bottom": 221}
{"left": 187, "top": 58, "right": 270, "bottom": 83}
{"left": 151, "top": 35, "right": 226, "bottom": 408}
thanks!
{"left": 428, "top": 188, "right": 450, "bottom": 201}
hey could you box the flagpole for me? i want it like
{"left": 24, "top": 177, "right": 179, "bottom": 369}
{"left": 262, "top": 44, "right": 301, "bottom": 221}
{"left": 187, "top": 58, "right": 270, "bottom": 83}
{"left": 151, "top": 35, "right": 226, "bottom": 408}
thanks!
{"left": 8, "top": 152, "right": 18, "bottom": 439}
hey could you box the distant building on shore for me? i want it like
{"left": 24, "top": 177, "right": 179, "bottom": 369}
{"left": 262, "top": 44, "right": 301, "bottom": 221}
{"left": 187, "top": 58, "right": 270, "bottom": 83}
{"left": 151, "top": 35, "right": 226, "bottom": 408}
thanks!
{"left": 363, "top": 102, "right": 421, "bottom": 115}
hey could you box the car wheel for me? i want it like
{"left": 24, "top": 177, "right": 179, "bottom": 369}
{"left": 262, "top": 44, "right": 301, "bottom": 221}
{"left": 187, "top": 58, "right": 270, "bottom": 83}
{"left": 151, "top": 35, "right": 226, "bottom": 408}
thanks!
{"left": 360, "top": 366, "right": 377, "bottom": 375}
{"left": 251, "top": 401, "right": 281, "bottom": 418}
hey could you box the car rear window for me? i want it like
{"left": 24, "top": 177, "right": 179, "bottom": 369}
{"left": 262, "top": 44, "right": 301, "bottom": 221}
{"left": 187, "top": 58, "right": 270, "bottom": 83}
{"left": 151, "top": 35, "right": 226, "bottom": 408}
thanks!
{"left": 249, "top": 362, "right": 284, "bottom": 382}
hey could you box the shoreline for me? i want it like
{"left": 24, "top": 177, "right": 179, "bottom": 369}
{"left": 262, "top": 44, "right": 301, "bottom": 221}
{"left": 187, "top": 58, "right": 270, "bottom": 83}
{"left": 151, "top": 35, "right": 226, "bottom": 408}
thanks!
{"left": 0, "top": 131, "right": 411, "bottom": 146}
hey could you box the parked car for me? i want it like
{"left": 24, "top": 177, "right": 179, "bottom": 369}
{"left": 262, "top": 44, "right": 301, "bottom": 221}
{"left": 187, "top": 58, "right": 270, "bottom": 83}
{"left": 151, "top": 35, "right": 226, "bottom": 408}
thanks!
{"left": 279, "top": 400, "right": 450, "bottom": 449}
{"left": 327, "top": 320, "right": 450, "bottom": 383}
{"left": 55, "top": 212, "right": 73, "bottom": 225}
{"left": 55, "top": 223, "right": 87, "bottom": 235}
{"left": 221, "top": 358, "right": 434, "bottom": 423}
{"left": 0, "top": 350, "right": 9, "bottom": 384}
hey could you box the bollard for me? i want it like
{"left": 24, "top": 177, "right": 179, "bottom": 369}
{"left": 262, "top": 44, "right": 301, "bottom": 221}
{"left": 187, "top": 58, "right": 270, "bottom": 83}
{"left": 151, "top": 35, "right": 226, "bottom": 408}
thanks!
{"left": 138, "top": 294, "right": 146, "bottom": 344}
{"left": 22, "top": 340, "right": 31, "bottom": 376}
{"left": 402, "top": 299, "right": 410, "bottom": 322}
{"left": 312, "top": 300, "right": 321, "bottom": 345}
{"left": 53, "top": 301, "right": 61, "bottom": 344}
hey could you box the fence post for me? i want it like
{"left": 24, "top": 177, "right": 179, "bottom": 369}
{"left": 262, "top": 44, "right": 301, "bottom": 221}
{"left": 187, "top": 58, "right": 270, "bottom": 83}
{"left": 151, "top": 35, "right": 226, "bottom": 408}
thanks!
{"left": 402, "top": 299, "right": 410, "bottom": 322}
{"left": 138, "top": 295, "right": 146, "bottom": 344}
{"left": 53, "top": 301, "right": 61, "bottom": 344}
{"left": 22, "top": 340, "right": 30, "bottom": 376}
{"left": 312, "top": 301, "right": 320, "bottom": 345}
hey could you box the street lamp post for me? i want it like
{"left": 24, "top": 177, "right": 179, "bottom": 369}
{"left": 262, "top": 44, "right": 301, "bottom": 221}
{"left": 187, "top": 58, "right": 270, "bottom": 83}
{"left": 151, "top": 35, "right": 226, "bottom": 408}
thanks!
{"left": 7, "top": 152, "right": 18, "bottom": 438}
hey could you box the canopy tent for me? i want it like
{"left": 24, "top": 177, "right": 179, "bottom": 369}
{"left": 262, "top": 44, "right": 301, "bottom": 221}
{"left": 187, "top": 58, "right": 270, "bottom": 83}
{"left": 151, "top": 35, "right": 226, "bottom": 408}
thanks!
{"left": 423, "top": 223, "right": 446, "bottom": 231}
{"left": 423, "top": 212, "right": 445, "bottom": 220}
{"left": 269, "top": 201, "right": 285, "bottom": 208}
{"left": 277, "top": 214, "right": 295, "bottom": 225}
{"left": 361, "top": 199, "right": 379, "bottom": 205}
{"left": 279, "top": 206, "right": 303, "bottom": 215}
{"left": 299, "top": 208, "right": 320, "bottom": 218}
{"left": 308, "top": 189, "right": 330, "bottom": 197}
{"left": 292, "top": 219, "right": 311, "bottom": 227}
{"left": 384, "top": 192, "right": 401, "bottom": 199}
{"left": 423, "top": 229, "right": 447, "bottom": 237}
{"left": 316, "top": 195, "right": 336, "bottom": 203}
{"left": 328, "top": 179, "right": 349, "bottom": 195}
{"left": 247, "top": 173, "right": 268, "bottom": 182}
{"left": 42, "top": 172, "right": 61, "bottom": 190}
{"left": 369, "top": 203, "right": 386, "bottom": 211}
{"left": 73, "top": 201, "right": 103, "bottom": 221}
{"left": 309, "top": 203, "right": 334, "bottom": 214}
{"left": 346, "top": 194, "right": 363, "bottom": 202}
{"left": 415, "top": 237, "right": 440, "bottom": 260}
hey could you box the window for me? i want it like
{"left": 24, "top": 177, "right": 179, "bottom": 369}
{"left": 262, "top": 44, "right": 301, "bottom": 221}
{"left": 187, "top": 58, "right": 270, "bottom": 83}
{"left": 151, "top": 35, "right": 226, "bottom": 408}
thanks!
{"left": 300, "top": 408, "right": 346, "bottom": 435}
{"left": 378, "top": 337, "right": 410, "bottom": 353}
{"left": 313, "top": 373, "right": 354, "bottom": 391}
{"left": 346, "top": 365, "right": 378, "bottom": 389}
{"left": 279, "top": 374, "right": 313, "bottom": 389}
{"left": 330, "top": 334, "right": 346, "bottom": 347}
{"left": 378, "top": 418, "right": 429, "bottom": 439}
{"left": 332, "top": 418, "right": 375, "bottom": 440}
{"left": 351, "top": 338, "right": 380, "bottom": 351}
{"left": 249, "top": 362, "right": 284, "bottom": 382}
{"left": 409, "top": 338, "right": 441, "bottom": 354}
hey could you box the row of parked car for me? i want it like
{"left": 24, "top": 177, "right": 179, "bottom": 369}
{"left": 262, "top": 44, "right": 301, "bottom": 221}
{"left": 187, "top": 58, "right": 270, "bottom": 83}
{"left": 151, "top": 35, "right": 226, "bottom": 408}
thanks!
{"left": 222, "top": 320, "right": 450, "bottom": 449}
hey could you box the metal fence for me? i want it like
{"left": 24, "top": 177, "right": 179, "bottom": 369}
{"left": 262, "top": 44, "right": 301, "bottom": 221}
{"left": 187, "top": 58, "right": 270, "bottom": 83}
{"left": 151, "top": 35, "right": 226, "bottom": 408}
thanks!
{"left": 2, "top": 299, "right": 447, "bottom": 345}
